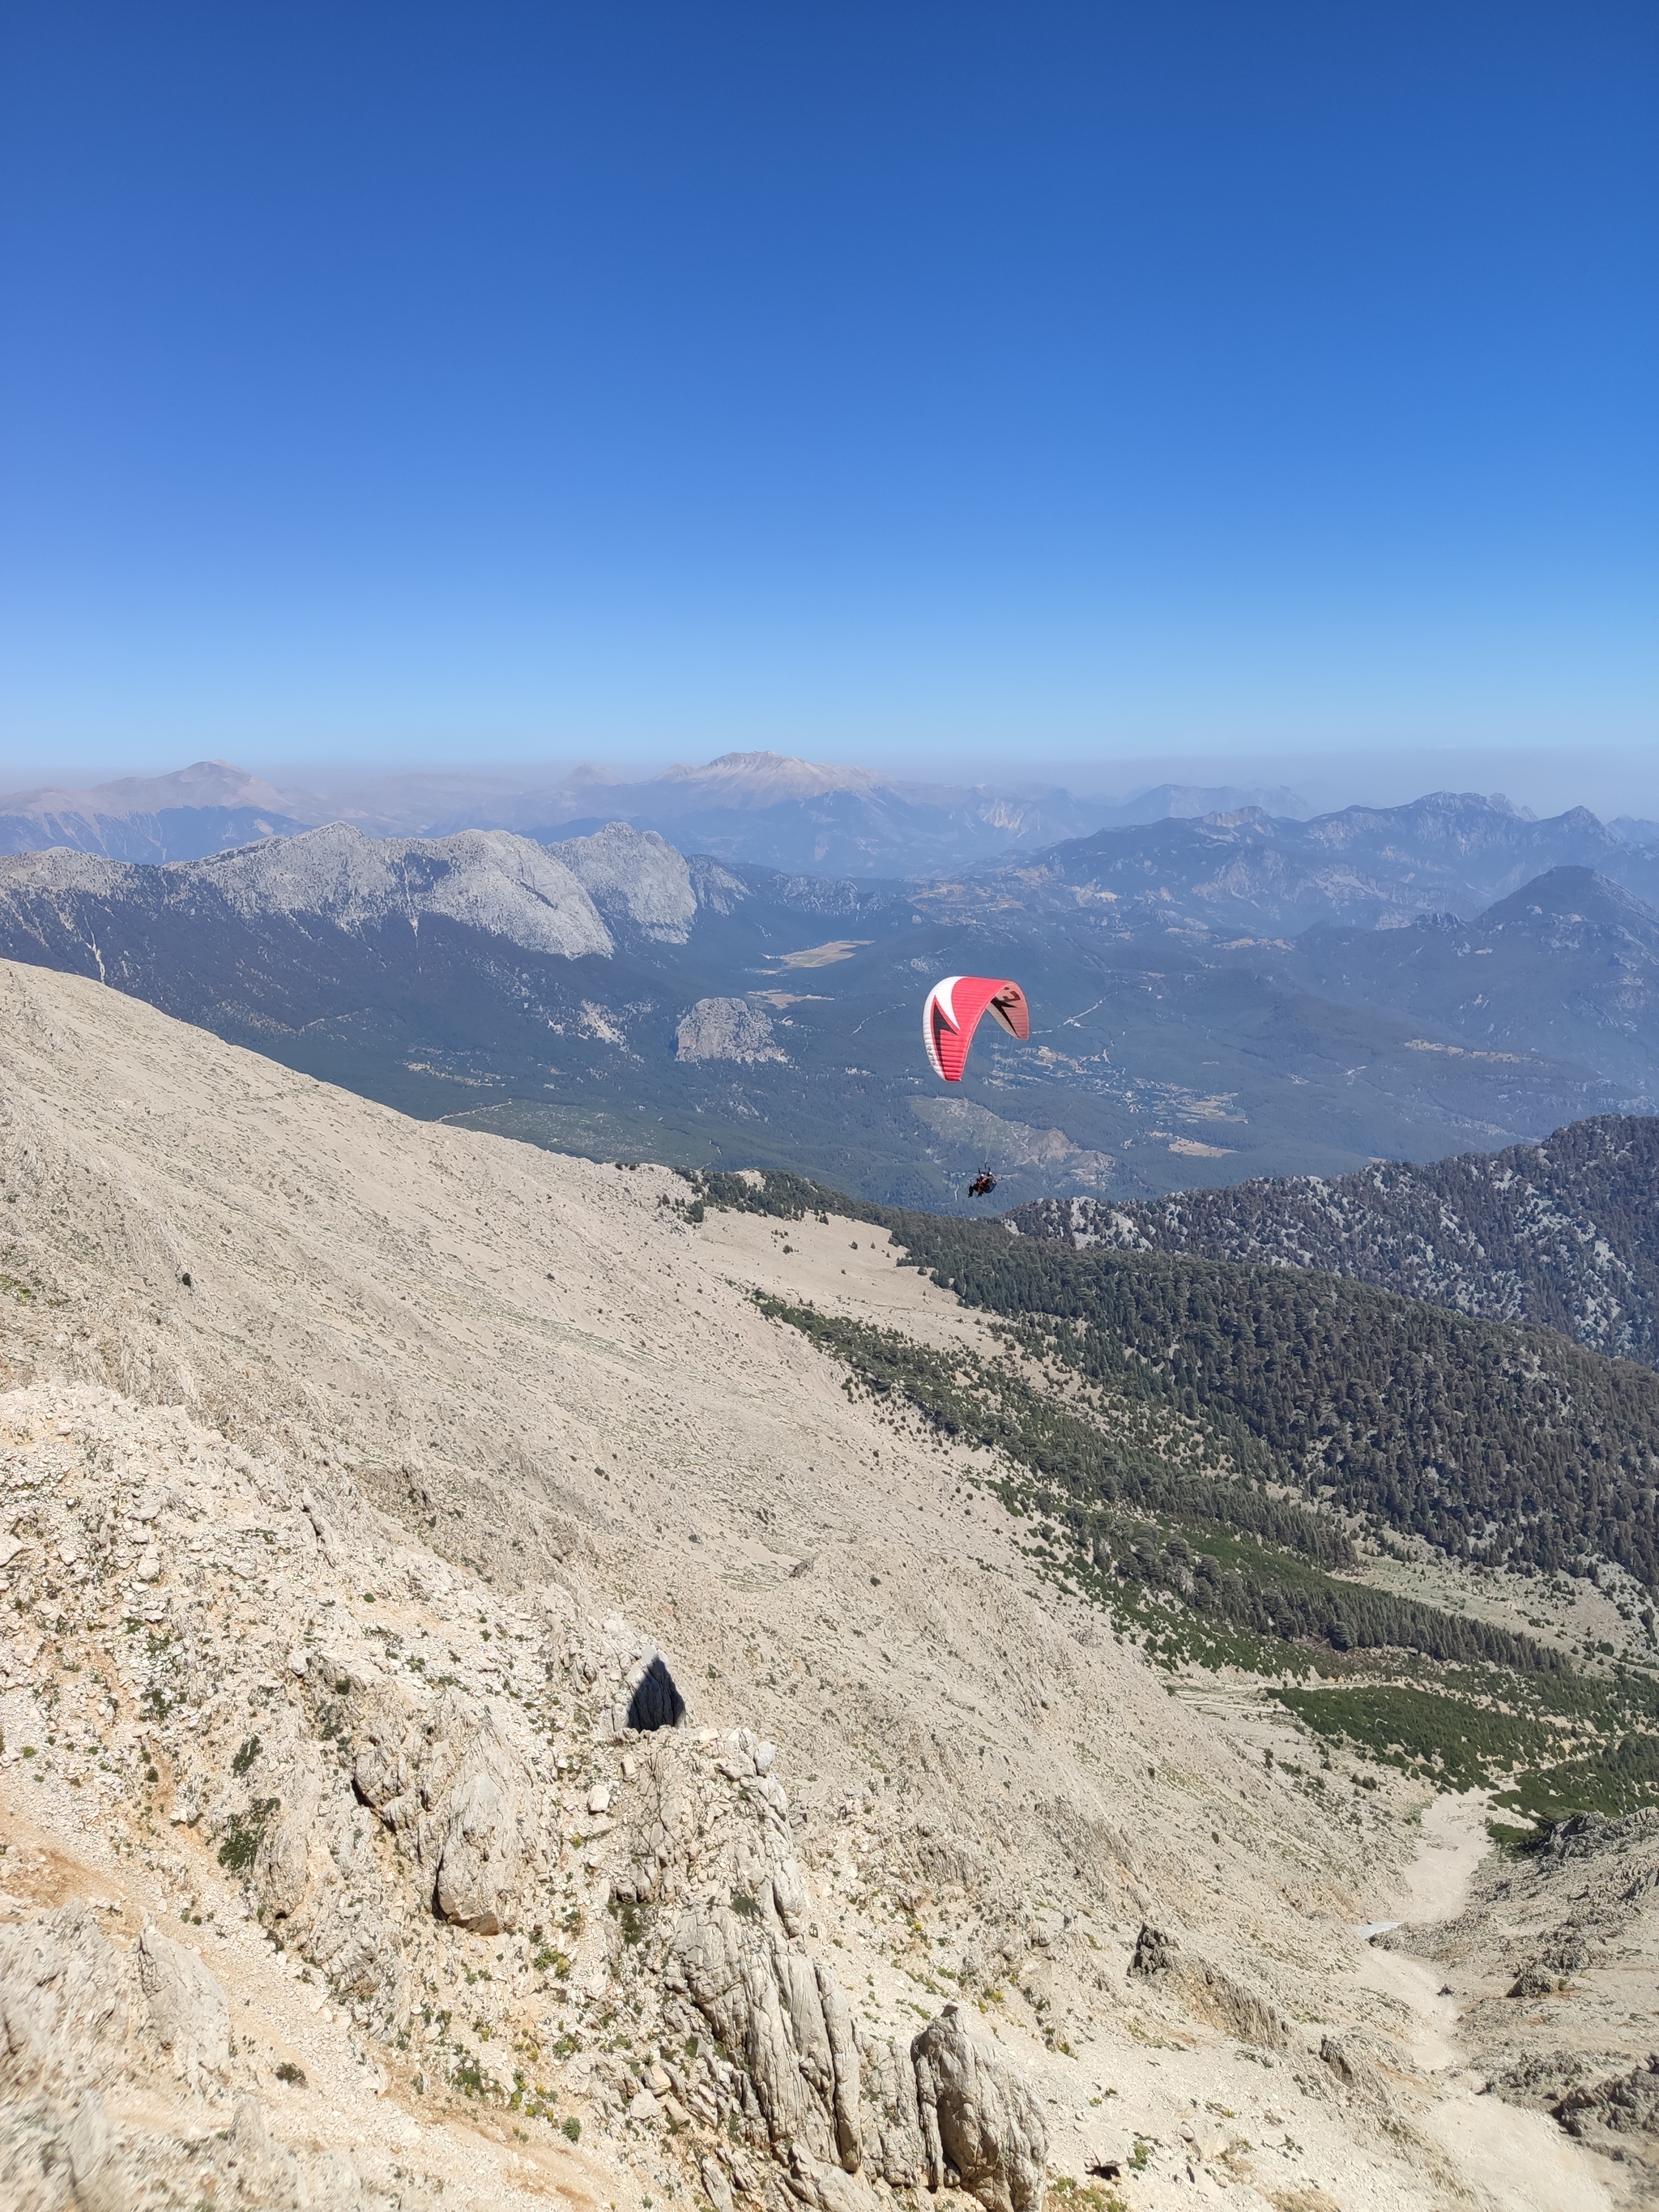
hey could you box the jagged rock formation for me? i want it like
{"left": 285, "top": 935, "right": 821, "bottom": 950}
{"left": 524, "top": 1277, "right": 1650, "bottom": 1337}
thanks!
{"left": 1555, "top": 2053, "right": 1659, "bottom": 2147}
{"left": 1008, "top": 1112, "right": 1659, "bottom": 1366}
{"left": 912, "top": 2007, "right": 1048, "bottom": 2212}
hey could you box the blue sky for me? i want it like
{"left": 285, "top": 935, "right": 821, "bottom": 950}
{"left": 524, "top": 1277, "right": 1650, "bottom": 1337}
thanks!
{"left": 2, "top": 1, "right": 1654, "bottom": 796}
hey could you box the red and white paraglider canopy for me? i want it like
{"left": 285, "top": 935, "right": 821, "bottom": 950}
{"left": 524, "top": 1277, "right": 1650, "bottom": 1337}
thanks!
{"left": 923, "top": 976, "right": 1031, "bottom": 1083}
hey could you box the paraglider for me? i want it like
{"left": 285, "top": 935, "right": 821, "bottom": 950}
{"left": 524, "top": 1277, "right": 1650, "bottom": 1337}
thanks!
{"left": 922, "top": 975, "right": 1030, "bottom": 1083}
{"left": 967, "top": 1163, "right": 999, "bottom": 1198}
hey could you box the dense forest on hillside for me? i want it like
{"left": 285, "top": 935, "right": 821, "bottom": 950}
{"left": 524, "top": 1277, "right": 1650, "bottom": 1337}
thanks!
{"left": 1007, "top": 1114, "right": 1659, "bottom": 1369}
{"left": 755, "top": 1291, "right": 1564, "bottom": 1676}
{"left": 683, "top": 1166, "right": 1659, "bottom": 1591}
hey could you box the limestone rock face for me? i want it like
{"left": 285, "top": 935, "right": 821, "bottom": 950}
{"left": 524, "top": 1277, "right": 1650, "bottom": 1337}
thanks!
{"left": 855, "top": 2020, "right": 929, "bottom": 2186}
{"left": 551, "top": 822, "right": 699, "bottom": 943}
{"left": 675, "top": 997, "right": 787, "bottom": 1064}
{"left": 643, "top": 1731, "right": 1038, "bottom": 2212}
{"left": 354, "top": 1686, "right": 530, "bottom": 1934}
{"left": 911, "top": 2005, "right": 1048, "bottom": 2212}
{"left": 207, "top": 822, "right": 616, "bottom": 957}
{"left": 0, "top": 1904, "right": 428, "bottom": 2211}
{"left": 137, "top": 1918, "right": 232, "bottom": 2084}
{"left": 0, "top": 1906, "right": 145, "bottom": 2102}
{"left": 667, "top": 1908, "right": 859, "bottom": 2167}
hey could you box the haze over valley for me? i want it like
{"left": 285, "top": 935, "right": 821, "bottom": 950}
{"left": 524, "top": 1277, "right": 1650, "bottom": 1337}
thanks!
{"left": 2, "top": 754, "right": 1657, "bottom": 1211}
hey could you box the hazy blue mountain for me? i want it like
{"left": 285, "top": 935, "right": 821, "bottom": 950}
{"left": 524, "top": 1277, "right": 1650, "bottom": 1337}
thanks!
{"left": 1273, "top": 868, "right": 1659, "bottom": 1089}
{"left": 11, "top": 754, "right": 1657, "bottom": 903}
{"left": 955, "top": 792, "right": 1659, "bottom": 934}
{"left": 1080, "top": 781, "right": 1315, "bottom": 825}
{"left": 0, "top": 761, "right": 305, "bottom": 861}
{"left": 477, "top": 751, "right": 1104, "bottom": 875}
{"left": 1006, "top": 1112, "right": 1659, "bottom": 1369}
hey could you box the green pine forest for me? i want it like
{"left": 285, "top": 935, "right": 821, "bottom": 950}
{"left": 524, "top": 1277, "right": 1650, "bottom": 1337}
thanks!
{"left": 676, "top": 1167, "right": 1659, "bottom": 1833}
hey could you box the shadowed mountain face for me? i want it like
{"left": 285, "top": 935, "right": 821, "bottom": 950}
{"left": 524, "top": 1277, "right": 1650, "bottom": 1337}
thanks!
{"left": 1007, "top": 1112, "right": 1659, "bottom": 1369}
{"left": 0, "top": 821, "right": 1650, "bottom": 1211}
{"left": 1276, "top": 869, "right": 1659, "bottom": 1087}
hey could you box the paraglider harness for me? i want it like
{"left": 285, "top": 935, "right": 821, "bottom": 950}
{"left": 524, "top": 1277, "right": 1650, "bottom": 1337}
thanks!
{"left": 967, "top": 1164, "right": 999, "bottom": 1198}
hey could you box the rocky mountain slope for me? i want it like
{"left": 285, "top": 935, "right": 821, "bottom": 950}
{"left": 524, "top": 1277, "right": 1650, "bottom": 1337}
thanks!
{"left": 0, "top": 961, "right": 1647, "bottom": 2210}
{"left": 1006, "top": 1113, "right": 1659, "bottom": 1369}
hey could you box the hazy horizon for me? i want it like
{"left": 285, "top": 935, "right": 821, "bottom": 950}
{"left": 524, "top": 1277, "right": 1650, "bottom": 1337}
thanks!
{"left": 6, "top": 741, "right": 1659, "bottom": 831}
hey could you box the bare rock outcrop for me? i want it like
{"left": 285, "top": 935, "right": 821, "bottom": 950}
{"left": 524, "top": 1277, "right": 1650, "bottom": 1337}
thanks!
{"left": 1554, "top": 2052, "right": 1659, "bottom": 2142}
{"left": 0, "top": 1906, "right": 148, "bottom": 2104}
{"left": 352, "top": 1683, "right": 531, "bottom": 1933}
{"left": 137, "top": 1917, "right": 232, "bottom": 2086}
{"left": 913, "top": 2005, "right": 1048, "bottom": 2212}
{"left": 675, "top": 997, "right": 787, "bottom": 1064}
{"left": 854, "top": 2021, "right": 928, "bottom": 2185}
{"left": 1129, "top": 1921, "right": 1289, "bottom": 2049}
{"left": 551, "top": 822, "right": 699, "bottom": 942}
{"left": 640, "top": 1727, "right": 1044, "bottom": 2212}
{"left": 0, "top": 1903, "right": 432, "bottom": 2211}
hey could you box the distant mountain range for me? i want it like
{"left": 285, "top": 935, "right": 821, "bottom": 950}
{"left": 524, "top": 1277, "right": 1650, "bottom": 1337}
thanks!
{"left": 1270, "top": 868, "right": 1659, "bottom": 1089}
{"left": 0, "top": 760, "right": 306, "bottom": 862}
{"left": 0, "top": 754, "right": 1319, "bottom": 876}
{"left": 946, "top": 790, "right": 1659, "bottom": 933}
{"left": 1006, "top": 1112, "right": 1659, "bottom": 1369}
{"left": 1, "top": 804, "right": 1654, "bottom": 1209}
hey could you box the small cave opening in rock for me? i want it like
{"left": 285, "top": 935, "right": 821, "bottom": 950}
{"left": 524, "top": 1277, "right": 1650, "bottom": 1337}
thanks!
{"left": 628, "top": 1655, "right": 686, "bottom": 1732}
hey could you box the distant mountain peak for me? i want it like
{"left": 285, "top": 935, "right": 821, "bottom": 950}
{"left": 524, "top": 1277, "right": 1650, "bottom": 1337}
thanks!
{"left": 654, "top": 749, "right": 892, "bottom": 805}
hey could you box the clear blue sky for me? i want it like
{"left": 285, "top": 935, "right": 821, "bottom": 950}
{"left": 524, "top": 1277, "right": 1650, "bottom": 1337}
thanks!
{"left": 2, "top": 1, "right": 1653, "bottom": 788}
